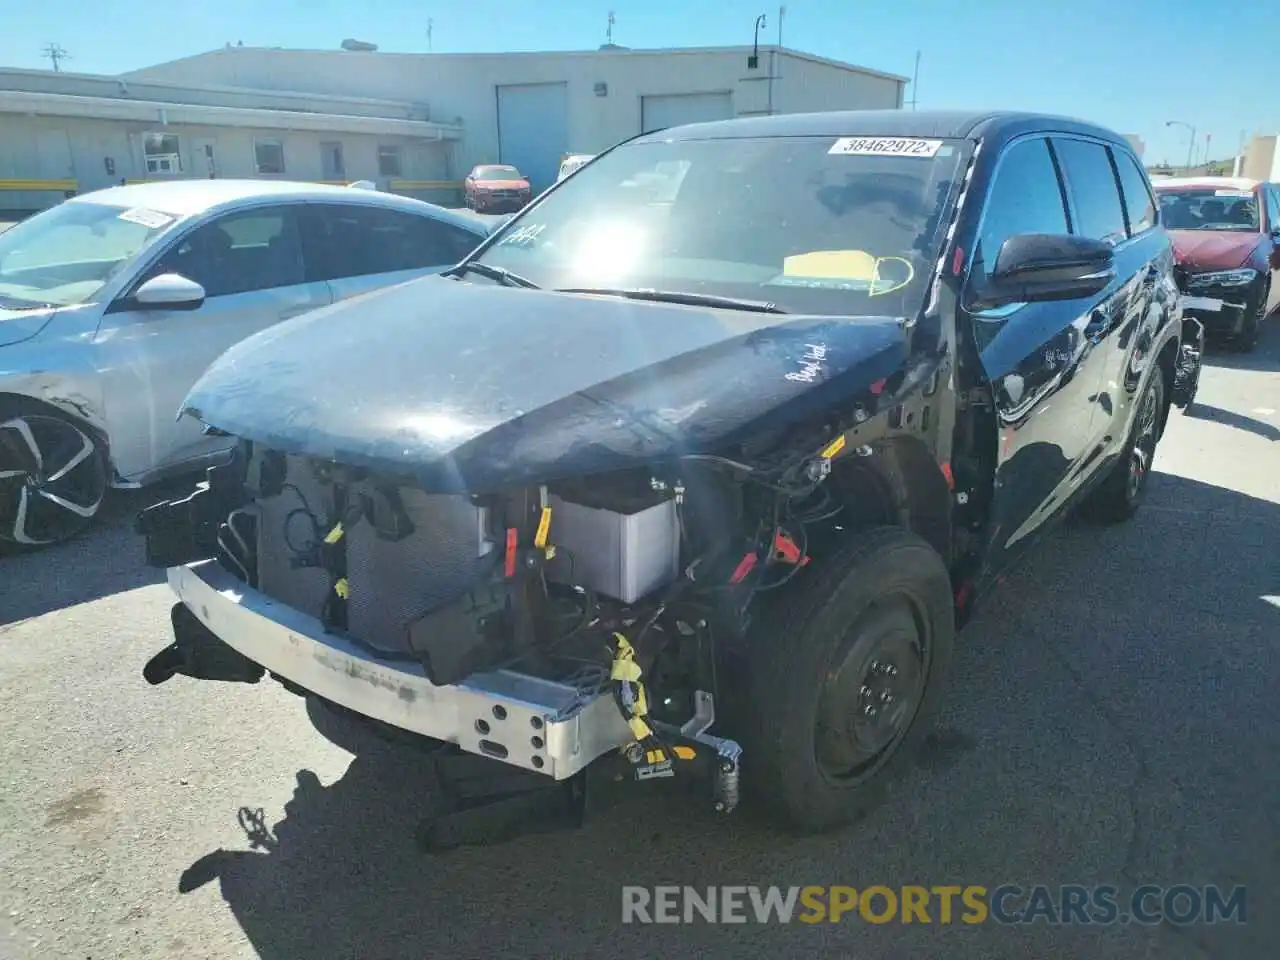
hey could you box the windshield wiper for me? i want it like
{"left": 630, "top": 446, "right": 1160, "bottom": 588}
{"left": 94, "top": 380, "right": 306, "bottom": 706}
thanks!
{"left": 556, "top": 287, "right": 788, "bottom": 314}
{"left": 443, "top": 261, "right": 539, "bottom": 289}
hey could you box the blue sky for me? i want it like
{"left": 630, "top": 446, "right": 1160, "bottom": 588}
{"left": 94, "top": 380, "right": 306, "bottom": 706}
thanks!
{"left": 4, "top": 0, "right": 1277, "bottom": 166}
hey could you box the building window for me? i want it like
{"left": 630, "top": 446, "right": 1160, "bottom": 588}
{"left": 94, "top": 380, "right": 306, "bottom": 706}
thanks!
{"left": 254, "top": 138, "right": 286, "bottom": 175}
{"left": 143, "top": 132, "right": 182, "bottom": 175}
{"left": 377, "top": 145, "right": 403, "bottom": 177}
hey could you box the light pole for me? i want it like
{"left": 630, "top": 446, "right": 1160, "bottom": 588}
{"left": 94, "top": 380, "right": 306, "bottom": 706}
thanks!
{"left": 749, "top": 13, "right": 767, "bottom": 68}
{"left": 1166, "top": 120, "right": 1196, "bottom": 172}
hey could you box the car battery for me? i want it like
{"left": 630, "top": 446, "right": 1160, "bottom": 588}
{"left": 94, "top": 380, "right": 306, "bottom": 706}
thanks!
{"left": 544, "top": 489, "right": 680, "bottom": 604}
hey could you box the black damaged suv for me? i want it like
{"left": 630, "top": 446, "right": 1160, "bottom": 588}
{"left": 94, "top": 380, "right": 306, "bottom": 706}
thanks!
{"left": 139, "top": 110, "right": 1203, "bottom": 834}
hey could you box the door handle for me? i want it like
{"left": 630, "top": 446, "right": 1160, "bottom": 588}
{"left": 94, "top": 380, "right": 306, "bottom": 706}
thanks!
{"left": 280, "top": 306, "right": 314, "bottom": 320}
{"left": 1084, "top": 309, "right": 1110, "bottom": 342}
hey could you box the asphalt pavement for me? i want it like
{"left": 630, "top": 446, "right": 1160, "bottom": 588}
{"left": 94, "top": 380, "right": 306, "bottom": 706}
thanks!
{"left": 2, "top": 324, "right": 1278, "bottom": 960}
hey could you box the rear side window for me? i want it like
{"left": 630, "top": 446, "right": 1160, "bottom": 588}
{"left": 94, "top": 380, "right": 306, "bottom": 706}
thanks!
{"left": 1113, "top": 150, "right": 1157, "bottom": 235}
{"left": 300, "top": 205, "right": 481, "bottom": 281}
{"left": 1051, "top": 138, "right": 1127, "bottom": 245}
{"left": 1264, "top": 186, "right": 1280, "bottom": 232}
{"left": 976, "top": 137, "right": 1069, "bottom": 281}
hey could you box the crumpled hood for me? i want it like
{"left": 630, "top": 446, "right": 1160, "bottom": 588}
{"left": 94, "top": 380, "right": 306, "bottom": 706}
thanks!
{"left": 0, "top": 304, "right": 58, "bottom": 348}
{"left": 1169, "top": 230, "right": 1262, "bottom": 271}
{"left": 182, "top": 276, "right": 910, "bottom": 491}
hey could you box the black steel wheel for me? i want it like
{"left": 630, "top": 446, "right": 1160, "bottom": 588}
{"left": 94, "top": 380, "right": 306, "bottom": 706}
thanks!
{"left": 814, "top": 599, "right": 929, "bottom": 782}
{"left": 735, "top": 526, "right": 955, "bottom": 832}
{"left": 0, "top": 412, "right": 108, "bottom": 546}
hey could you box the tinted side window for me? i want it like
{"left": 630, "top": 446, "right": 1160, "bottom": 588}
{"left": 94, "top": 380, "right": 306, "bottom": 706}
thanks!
{"left": 436, "top": 221, "right": 485, "bottom": 263}
{"left": 300, "top": 205, "right": 477, "bottom": 281}
{"left": 976, "top": 137, "right": 1068, "bottom": 282}
{"left": 1051, "top": 138, "right": 1127, "bottom": 245}
{"left": 1264, "top": 186, "right": 1280, "bottom": 232}
{"left": 1114, "top": 150, "right": 1157, "bottom": 235}
{"left": 153, "top": 207, "right": 304, "bottom": 297}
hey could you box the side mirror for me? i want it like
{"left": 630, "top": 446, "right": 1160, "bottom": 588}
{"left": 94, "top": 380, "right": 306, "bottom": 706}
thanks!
{"left": 133, "top": 273, "right": 206, "bottom": 311}
{"left": 972, "top": 233, "right": 1115, "bottom": 311}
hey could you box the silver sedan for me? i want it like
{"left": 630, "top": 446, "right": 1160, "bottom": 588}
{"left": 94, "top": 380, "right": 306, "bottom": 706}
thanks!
{"left": 0, "top": 179, "right": 491, "bottom": 547}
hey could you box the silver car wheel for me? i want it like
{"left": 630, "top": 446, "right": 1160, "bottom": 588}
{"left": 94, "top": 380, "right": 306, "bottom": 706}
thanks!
{"left": 0, "top": 414, "right": 107, "bottom": 546}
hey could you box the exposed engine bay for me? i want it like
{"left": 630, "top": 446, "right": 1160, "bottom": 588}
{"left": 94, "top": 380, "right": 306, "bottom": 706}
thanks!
{"left": 141, "top": 422, "right": 863, "bottom": 814}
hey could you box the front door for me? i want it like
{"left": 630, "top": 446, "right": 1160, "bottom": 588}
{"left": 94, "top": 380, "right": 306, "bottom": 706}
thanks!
{"left": 190, "top": 138, "right": 218, "bottom": 179}
{"left": 963, "top": 135, "right": 1119, "bottom": 571}
{"left": 96, "top": 204, "right": 332, "bottom": 479}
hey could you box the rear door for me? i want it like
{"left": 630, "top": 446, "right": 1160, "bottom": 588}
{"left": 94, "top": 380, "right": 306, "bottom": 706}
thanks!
{"left": 298, "top": 203, "right": 485, "bottom": 302}
{"left": 1097, "top": 144, "right": 1173, "bottom": 450}
{"left": 97, "top": 203, "right": 332, "bottom": 478}
{"left": 963, "top": 135, "right": 1120, "bottom": 567}
{"left": 1049, "top": 136, "right": 1162, "bottom": 476}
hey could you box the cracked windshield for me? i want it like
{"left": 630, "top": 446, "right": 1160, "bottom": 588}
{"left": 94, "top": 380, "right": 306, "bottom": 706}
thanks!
{"left": 0, "top": 2, "right": 1275, "bottom": 960}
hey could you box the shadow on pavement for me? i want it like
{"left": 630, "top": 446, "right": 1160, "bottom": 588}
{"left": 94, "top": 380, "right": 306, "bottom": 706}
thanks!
{"left": 0, "top": 479, "right": 188, "bottom": 626}
{"left": 1184, "top": 402, "right": 1280, "bottom": 441}
{"left": 174, "top": 471, "right": 1279, "bottom": 960}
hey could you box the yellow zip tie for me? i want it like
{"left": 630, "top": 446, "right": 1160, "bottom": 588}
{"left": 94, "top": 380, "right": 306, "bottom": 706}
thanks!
{"left": 333, "top": 577, "right": 349, "bottom": 599}
{"left": 324, "top": 522, "right": 345, "bottom": 544}
{"left": 821, "top": 435, "right": 847, "bottom": 460}
{"left": 534, "top": 505, "right": 553, "bottom": 549}
{"left": 633, "top": 683, "right": 649, "bottom": 718}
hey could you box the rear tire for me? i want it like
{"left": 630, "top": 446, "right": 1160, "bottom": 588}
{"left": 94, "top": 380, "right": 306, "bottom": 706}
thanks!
{"left": 1087, "top": 363, "right": 1165, "bottom": 524}
{"left": 0, "top": 405, "right": 108, "bottom": 547}
{"left": 736, "top": 527, "right": 955, "bottom": 833}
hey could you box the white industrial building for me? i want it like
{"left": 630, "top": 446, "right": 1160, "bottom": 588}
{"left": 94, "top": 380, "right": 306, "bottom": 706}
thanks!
{"left": 0, "top": 43, "right": 907, "bottom": 210}
{"left": 1236, "top": 133, "right": 1280, "bottom": 181}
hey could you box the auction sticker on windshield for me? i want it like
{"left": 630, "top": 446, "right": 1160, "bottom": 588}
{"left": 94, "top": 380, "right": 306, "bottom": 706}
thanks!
{"left": 118, "top": 208, "right": 175, "bottom": 229}
{"left": 829, "top": 137, "right": 943, "bottom": 158}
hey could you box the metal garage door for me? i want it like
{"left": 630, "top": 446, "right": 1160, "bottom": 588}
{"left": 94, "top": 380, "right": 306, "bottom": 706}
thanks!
{"left": 641, "top": 92, "right": 734, "bottom": 134}
{"left": 497, "top": 82, "right": 569, "bottom": 193}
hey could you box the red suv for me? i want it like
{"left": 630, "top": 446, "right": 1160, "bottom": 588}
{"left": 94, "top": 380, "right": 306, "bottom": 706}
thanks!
{"left": 463, "top": 164, "right": 532, "bottom": 214}
{"left": 1151, "top": 177, "right": 1280, "bottom": 351}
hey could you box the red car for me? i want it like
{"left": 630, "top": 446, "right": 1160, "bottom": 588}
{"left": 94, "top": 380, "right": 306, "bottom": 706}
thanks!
{"left": 1151, "top": 176, "right": 1280, "bottom": 350}
{"left": 463, "top": 164, "right": 532, "bottom": 214}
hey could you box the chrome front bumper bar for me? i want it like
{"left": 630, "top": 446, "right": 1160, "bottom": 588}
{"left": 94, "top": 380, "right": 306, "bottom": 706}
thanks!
{"left": 167, "top": 560, "right": 632, "bottom": 779}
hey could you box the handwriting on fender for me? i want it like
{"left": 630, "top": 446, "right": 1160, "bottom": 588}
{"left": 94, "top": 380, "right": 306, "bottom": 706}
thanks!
{"left": 786, "top": 343, "right": 828, "bottom": 383}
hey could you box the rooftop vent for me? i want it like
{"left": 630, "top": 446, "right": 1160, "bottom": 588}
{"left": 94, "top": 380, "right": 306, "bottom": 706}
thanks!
{"left": 341, "top": 39, "right": 379, "bottom": 52}
{"left": 598, "top": 43, "right": 630, "bottom": 51}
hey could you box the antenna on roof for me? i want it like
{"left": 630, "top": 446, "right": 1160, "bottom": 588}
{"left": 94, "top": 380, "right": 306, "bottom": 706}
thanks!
{"left": 427, "top": 18, "right": 434, "bottom": 51}
{"left": 42, "top": 43, "right": 70, "bottom": 72}
{"left": 606, "top": 10, "right": 616, "bottom": 45}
